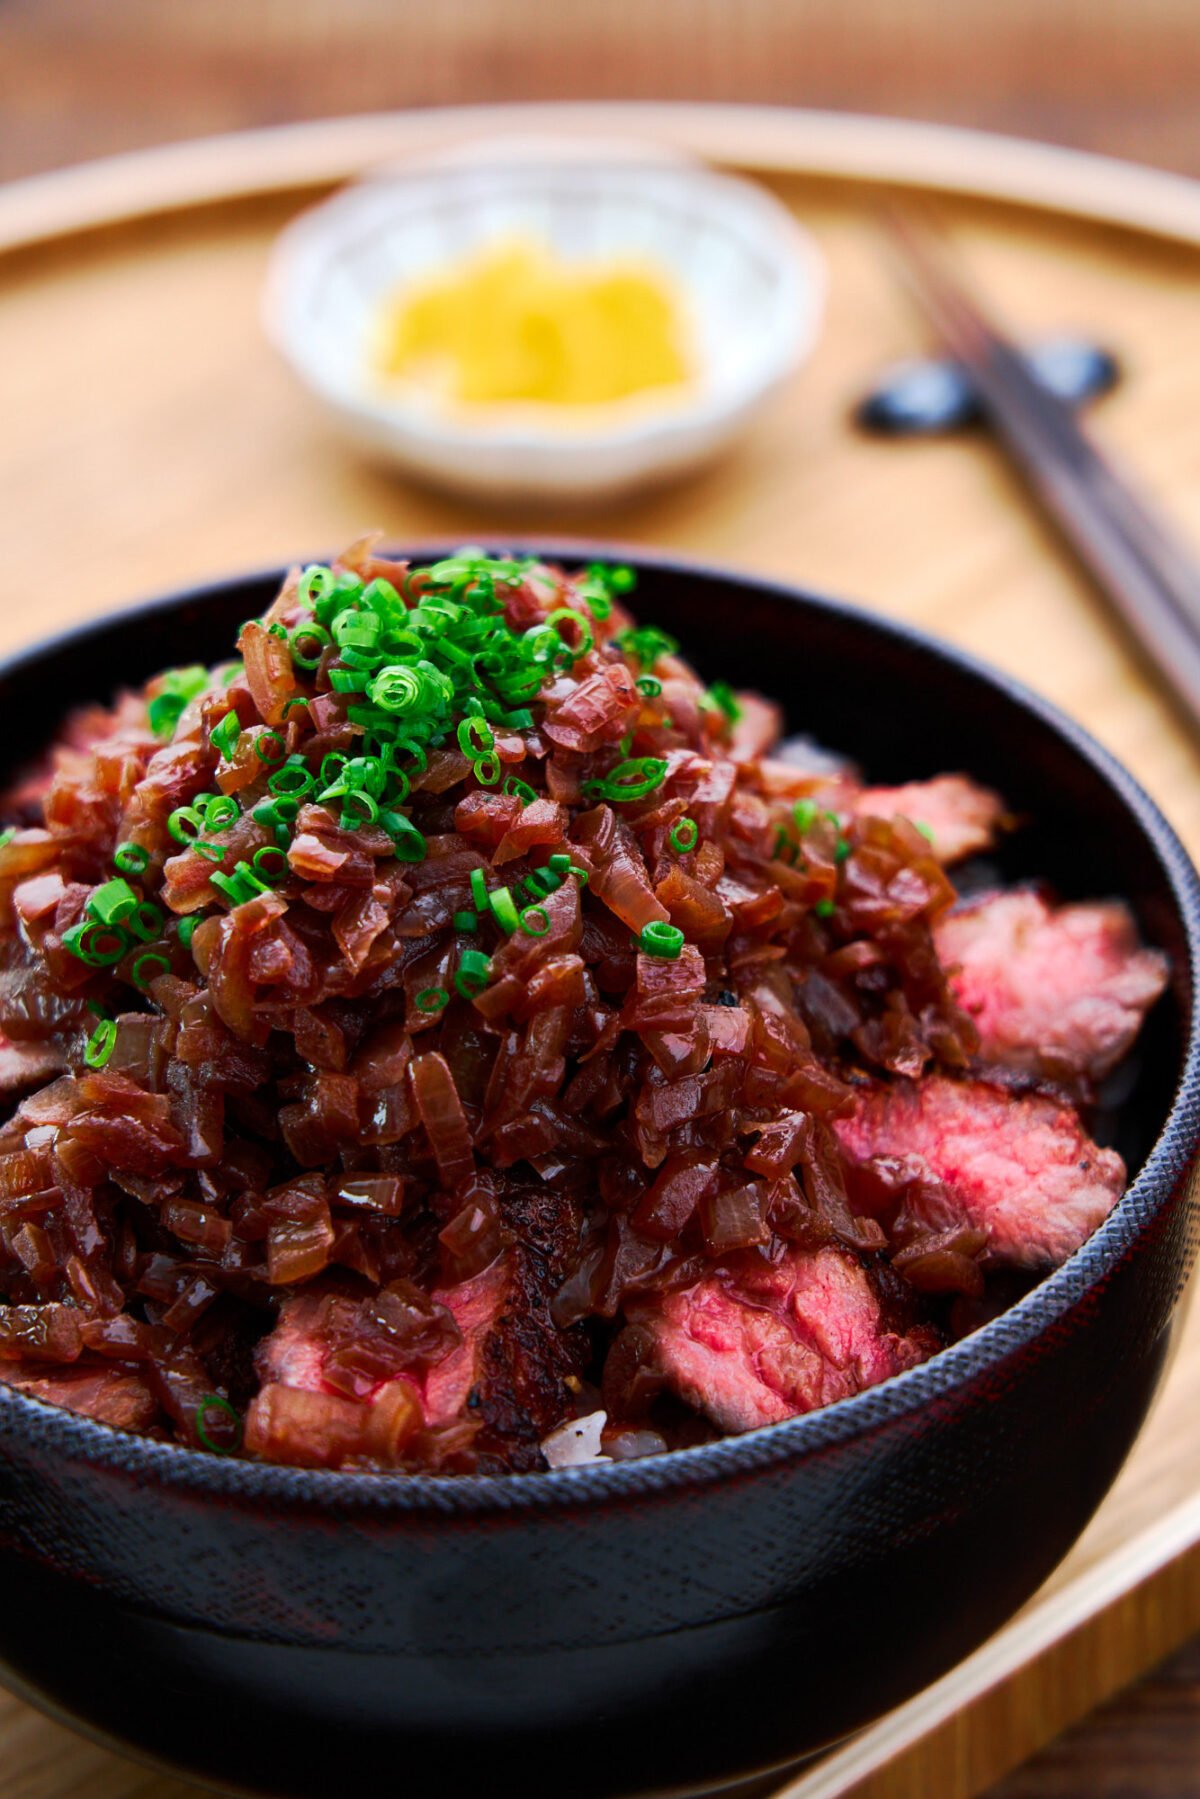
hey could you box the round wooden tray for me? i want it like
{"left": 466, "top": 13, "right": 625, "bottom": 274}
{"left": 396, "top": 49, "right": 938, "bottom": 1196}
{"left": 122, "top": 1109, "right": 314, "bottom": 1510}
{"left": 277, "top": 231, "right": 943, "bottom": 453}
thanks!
{"left": 3, "top": 103, "right": 1200, "bottom": 1799}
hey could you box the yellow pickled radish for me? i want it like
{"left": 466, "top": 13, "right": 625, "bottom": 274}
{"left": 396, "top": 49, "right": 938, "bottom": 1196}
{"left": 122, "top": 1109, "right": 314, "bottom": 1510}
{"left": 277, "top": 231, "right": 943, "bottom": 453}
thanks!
{"left": 373, "top": 238, "right": 690, "bottom": 407}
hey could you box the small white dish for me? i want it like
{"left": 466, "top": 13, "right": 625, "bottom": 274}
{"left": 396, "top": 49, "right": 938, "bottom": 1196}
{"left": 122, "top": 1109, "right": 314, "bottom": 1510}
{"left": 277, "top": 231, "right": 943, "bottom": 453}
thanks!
{"left": 263, "top": 141, "right": 825, "bottom": 504}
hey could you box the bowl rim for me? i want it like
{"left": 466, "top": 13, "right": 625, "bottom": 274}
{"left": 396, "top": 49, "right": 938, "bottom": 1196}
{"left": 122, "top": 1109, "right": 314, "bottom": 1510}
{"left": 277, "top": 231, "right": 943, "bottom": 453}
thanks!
{"left": 261, "top": 157, "right": 825, "bottom": 458}
{"left": 2, "top": 540, "right": 1198, "bottom": 1519}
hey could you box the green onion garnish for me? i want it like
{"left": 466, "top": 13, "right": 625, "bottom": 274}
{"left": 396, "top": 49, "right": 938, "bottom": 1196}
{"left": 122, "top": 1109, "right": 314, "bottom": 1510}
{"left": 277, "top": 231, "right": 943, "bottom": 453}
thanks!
{"left": 815, "top": 897, "right": 836, "bottom": 918}
{"left": 614, "top": 625, "right": 677, "bottom": 671}
{"left": 670, "top": 818, "right": 699, "bottom": 854}
{"left": 582, "top": 757, "right": 667, "bottom": 803}
{"left": 638, "top": 920, "right": 685, "bottom": 959}
{"left": 87, "top": 879, "right": 138, "bottom": 926}
{"left": 83, "top": 1017, "right": 117, "bottom": 1069}
{"left": 469, "top": 868, "right": 489, "bottom": 909}
{"left": 455, "top": 949, "right": 492, "bottom": 999}
{"left": 195, "top": 1394, "right": 242, "bottom": 1456}
{"left": 453, "top": 910, "right": 478, "bottom": 932}
{"left": 131, "top": 951, "right": 170, "bottom": 989}
{"left": 520, "top": 905, "right": 551, "bottom": 937}
{"left": 415, "top": 987, "right": 449, "bottom": 1013}
{"left": 488, "top": 886, "right": 520, "bottom": 935}
{"left": 502, "top": 775, "right": 537, "bottom": 804}
{"left": 148, "top": 666, "right": 207, "bottom": 740}
{"left": 63, "top": 920, "right": 127, "bottom": 967}
{"left": 701, "top": 680, "right": 742, "bottom": 724}
{"left": 792, "top": 799, "right": 819, "bottom": 835}
{"left": 210, "top": 710, "right": 241, "bottom": 761}
{"left": 253, "top": 730, "right": 286, "bottom": 764}
{"left": 113, "top": 842, "right": 149, "bottom": 875}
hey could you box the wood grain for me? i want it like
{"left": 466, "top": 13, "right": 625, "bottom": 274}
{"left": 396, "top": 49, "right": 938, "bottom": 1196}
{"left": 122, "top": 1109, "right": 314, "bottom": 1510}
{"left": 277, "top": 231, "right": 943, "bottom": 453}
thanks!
{"left": 6, "top": 0, "right": 1200, "bottom": 185}
{"left": 3, "top": 121, "right": 1200, "bottom": 1799}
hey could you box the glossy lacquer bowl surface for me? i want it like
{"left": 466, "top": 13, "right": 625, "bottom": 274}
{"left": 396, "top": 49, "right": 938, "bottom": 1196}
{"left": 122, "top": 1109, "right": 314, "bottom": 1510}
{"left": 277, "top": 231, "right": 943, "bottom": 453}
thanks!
{"left": 0, "top": 548, "right": 1197, "bottom": 1799}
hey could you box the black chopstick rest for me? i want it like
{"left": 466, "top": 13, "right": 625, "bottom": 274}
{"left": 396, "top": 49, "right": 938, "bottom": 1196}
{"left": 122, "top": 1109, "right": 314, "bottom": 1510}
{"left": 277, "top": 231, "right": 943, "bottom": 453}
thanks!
{"left": 857, "top": 337, "right": 1120, "bottom": 436}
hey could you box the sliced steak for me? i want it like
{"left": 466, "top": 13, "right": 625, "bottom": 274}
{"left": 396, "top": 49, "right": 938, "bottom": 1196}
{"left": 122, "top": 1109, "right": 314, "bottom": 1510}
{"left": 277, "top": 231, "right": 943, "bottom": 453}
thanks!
{"left": 855, "top": 774, "right": 1005, "bottom": 865}
{"left": 254, "top": 1181, "right": 588, "bottom": 1471}
{"left": 935, "top": 889, "right": 1167, "bottom": 1083}
{"left": 0, "top": 1360, "right": 159, "bottom": 1432}
{"left": 834, "top": 1075, "right": 1125, "bottom": 1269}
{"left": 622, "top": 1246, "right": 938, "bottom": 1434}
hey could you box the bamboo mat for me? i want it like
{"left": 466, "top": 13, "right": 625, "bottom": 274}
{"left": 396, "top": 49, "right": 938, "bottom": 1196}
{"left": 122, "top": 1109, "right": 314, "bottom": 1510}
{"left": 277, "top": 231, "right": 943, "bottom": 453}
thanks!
{"left": 3, "top": 109, "right": 1200, "bottom": 1799}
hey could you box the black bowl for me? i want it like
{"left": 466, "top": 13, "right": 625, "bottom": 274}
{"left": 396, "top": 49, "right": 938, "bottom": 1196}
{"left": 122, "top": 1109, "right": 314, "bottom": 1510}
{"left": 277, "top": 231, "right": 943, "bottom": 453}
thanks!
{"left": 0, "top": 547, "right": 1198, "bottom": 1799}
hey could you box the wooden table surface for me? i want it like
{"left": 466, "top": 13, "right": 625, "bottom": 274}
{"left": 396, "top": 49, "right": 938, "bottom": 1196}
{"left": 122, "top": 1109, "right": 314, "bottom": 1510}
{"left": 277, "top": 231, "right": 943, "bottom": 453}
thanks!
{"left": 4, "top": 6, "right": 1200, "bottom": 1795}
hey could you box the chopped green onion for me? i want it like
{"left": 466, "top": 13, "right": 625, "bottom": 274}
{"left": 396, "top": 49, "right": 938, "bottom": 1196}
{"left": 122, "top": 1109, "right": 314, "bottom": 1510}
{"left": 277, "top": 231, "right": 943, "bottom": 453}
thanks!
{"left": 453, "top": 910, "right": 478, "bottom": 932}
{"left": 87, "top": 878, "right": 138, "bottom": 926}
{"left": 83, "top": 1018, "right": 117, "bottom": 1069}
{"left": 469, "top": 867, "right": 489, "bottom": 909}
{"left": 915, "top": 821, "right": 936, "bottom": 844}
{"left": 472, "top": 752, "right": 501, "bottom": 786}
{"left": 148, "top": 665, "right": 208, "bottom": 740}
{"left": 268, "top": 759, "right": 314, "bottom": 798}
{"left": 298, "top": 565, "right": 336, "bottom": 609}
{"left": 487, "top": 886, "right": 520, "bottom": 935}
{"left": 457, "top": 715, "right": 494, "bottom": 757}
{"left": 63, "top": 920, "right": 127, "bottom": 967}
{"left": 195, "top": 1394, "right": 242, "bottom": 1456}
{"left": 0, "top": 827, "right": 14, "bottom": 851}
{"left": 168, "top": 805, "right": 206, "bottom": 845}
{"left": 125, "top": 901, "right": 164, "bottom": 943}
{"left": 177, "top": 916, "right": 198, "bottom": 948}
{"left": 193, "top": 841, "right": 227, "bottom": 864}
{"left": 614, "top": 625, "right": 677, "bottom": 671}
{"left": 636, "top": 676, "right": 662, "bottom": 697}
{"left": 201, "top": 794, "right": 240, "bottom": 833}
{"left": 382, "top": 813, "right": 427, "bottom": 863}
{"left": 455, "top": 949, "right": 492, "bottom": 999}
{"left": 638, "top": 920, "right": 685, "bottom": 959}
{"left": 289, "top": 620, "right": 330, "bottom": 669}
{"left": 210, "top": 862, "right": 271, "bottom": 908}
{"left": 337, "top": 789, "right": 379, "bottom": 828}
{"left": 252, "top": 845, "right": 289, "bottom": 883}
{"left": 520, "top": 905, "right": 551, "bottom": 937}
{"left": 701, "top": 680, "right": 743, "bottom": 724}
{"left": 131, "top": 951, "right": 170, "bottom": 989}
{"left": 415, "top": 987, "right": 449, "bottom": 1013}
{"left": 281, "top": 696, "right": 309, "bottom": 718}
{"left": 502, "top": 775, "right": 537, "bottom": 803}
{"left": 211, "top": 710, "right": 242, "bottom": 760}
{"left": 545, "top": 607, "right": 593, "bottom": 664}
{"left": 253, "top": 730, "right": 286, "bottom": 764}
{"left": 834, "top": 837, "right": 851, "bottom": 863}
{"left": 113, "top": 842, "right": 149, "bottom": 875}
{"left": 582, "top": 757, "right": 667, "bottom": 803}
{"left": 814, "top": 897, "right": 836, "bottom": 918}
{"left": 792, "top": 799, "right": 819, "bottom": 835}
{"left": 368, "top": 665, "right": 425, "bottom": 714}
{"left": 523, "top": 866, "right": 563, "bottom": 897}
{"left": 670, "top": 817, "right": 699, "bottom": 854}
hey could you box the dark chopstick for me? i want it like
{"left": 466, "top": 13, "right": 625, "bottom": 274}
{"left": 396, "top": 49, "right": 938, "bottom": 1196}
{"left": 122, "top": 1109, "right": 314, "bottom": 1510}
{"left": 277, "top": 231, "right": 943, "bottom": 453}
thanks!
{"left": 886, "top": 209, "right": 1200, "bottom": 724}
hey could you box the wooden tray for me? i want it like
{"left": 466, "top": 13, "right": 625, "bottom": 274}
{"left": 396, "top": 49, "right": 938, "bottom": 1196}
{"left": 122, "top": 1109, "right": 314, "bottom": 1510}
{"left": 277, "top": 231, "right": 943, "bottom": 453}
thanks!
{"left": 3, "top": 103, "right": 1200, "bottom": 1799}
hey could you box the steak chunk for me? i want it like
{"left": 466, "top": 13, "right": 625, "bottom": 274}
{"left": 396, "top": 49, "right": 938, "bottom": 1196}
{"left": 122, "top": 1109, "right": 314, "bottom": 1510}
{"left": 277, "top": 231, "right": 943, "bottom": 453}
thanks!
{"left": 935, "top": 890, "right": 1167, "bottom": 1083}
{"left": 834, "top": 1075, "right": 1125, "bottom": 1269}
{"left": 855, "top": 774, "right": 1005, "bottom": 865}
{"left": 0, "top": 1360, "right": 159, "bottom": 1432}
{"left": 624, "top": 1247, "right": 938, "bottom": 1434}
{"left": 254, "top": 1182, "right": 588, "bottom": 1471}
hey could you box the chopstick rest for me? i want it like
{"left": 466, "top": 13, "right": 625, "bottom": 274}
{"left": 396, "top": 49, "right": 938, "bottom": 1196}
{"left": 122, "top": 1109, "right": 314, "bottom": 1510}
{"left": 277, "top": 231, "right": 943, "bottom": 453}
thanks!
{"left": 856, "top": 337, "right": 1119, "bottom": 436}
